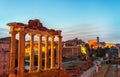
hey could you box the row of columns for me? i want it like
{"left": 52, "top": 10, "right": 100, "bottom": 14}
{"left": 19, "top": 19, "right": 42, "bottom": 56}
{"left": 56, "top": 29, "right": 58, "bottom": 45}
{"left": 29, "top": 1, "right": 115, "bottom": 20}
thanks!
{"left": 29, "top": 34, "right": 62, "bottom": 70}
{"left": 9, "top": 31, "right": 25, "bottom": 77}
{"left": 9, "top": 31, "right": 62, "bottom": 77}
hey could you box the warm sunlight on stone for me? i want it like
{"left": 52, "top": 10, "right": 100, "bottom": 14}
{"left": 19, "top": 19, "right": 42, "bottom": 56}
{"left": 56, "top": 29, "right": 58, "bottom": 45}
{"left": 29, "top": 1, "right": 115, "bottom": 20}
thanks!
{"left": 8, "top": 19, "right": 63, "bottom": 77}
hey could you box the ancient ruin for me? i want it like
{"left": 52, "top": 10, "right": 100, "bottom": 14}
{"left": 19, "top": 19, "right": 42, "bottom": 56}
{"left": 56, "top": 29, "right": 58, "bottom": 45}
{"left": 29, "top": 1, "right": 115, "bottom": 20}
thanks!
{"left": 8, "top": 19, "right": 62, "bottom": 77}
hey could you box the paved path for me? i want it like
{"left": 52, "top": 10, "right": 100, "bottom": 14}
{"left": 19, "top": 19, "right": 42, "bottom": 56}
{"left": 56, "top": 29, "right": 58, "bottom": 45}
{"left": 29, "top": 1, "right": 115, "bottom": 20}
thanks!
{"left": 107, "top": 65, "right": 116, "bottom": 77}
{"left": 79, "top": 58, "right": 104, "bottom": 77}
{"left": 93, "top": 64, "right": 109, "bottom": 77}
{"left": 80, "top": 65, "right": 95, "bottom": 77}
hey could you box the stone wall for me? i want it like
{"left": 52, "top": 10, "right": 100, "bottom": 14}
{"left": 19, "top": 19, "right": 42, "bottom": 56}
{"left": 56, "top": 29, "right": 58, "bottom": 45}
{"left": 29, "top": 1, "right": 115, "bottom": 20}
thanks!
{"left": 62, "top": 46, "right": 81, "bottom": 57}
{"left": 0, "top": 51, "right": 10, "bottom": 76}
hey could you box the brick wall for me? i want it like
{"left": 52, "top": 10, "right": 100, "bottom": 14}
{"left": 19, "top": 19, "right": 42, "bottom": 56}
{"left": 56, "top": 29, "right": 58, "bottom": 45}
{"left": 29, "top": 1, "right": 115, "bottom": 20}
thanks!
{"left": 0, "top": 51, "right": 10, "bottom": 76}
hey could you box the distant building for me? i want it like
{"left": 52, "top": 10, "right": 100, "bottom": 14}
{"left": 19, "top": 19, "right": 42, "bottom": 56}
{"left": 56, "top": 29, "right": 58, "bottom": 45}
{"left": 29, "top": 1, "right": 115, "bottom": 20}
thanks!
{"left": 0, "top": 37, "right": 18, "bottom": 76}
{"left": 88, "top": 39, "right": 98, "bottom": 49}
{"left": 116, "top": 44, "right": 120, "bottom": 47}
{"left": 62, "top": 46, "right": 81, "bottom": 57}
{"left": 97, "top": 36, "right": 99, "bottom": 45}
{"left": 62, "top": 38, "right": 83, "bottom": 57}
{"left": 63, "top": 38, "right": 83, "bottom": 46}
{"left": 88, "top": 37, "right": 107, "bottom": 49}
{"left": 116, "top": 44, "right": 120, "bottom": 58}
{"left": 99, "top": 42, "right": 106, "bottom": 48}
{"left": 104, "top": 43, "right": 116, "bottom": 48}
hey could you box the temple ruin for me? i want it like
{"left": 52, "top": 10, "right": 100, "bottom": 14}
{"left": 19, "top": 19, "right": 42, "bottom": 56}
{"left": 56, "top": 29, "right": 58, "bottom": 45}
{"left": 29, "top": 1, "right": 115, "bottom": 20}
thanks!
{"left": 8, "top": 19, "right": 62, "bottom": 77}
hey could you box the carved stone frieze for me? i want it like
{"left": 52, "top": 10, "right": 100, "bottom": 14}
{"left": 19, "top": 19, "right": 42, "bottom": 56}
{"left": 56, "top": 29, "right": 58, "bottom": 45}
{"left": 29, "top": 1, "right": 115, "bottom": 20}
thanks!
{"left": 7, "top": 19, "right": 61, "bottom": 36}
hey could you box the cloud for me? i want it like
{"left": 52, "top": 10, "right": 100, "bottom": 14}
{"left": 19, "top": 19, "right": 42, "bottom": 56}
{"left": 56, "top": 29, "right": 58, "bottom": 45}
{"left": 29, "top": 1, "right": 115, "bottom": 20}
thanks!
{"left": 0, "top": 28, "right": 10, "bottom": 38}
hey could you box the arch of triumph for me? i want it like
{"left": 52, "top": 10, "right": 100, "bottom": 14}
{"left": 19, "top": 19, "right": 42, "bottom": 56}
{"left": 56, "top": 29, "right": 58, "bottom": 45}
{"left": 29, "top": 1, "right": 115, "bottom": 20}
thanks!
{"left": 8, "top": 19, "right": 62, "bottom": 77}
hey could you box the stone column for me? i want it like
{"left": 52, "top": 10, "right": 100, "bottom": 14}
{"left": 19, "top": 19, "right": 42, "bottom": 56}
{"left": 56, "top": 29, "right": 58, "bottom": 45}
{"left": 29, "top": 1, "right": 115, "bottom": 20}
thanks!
{"left": 18, "top": 31, "right": 25, "bottom": 77}
{"left": 29, "top": 34, "right": 34, "bottom": 72}
{"left": 55, "top": 46, "right": 58, "bottom": 65}
{"left": 50, "top": 36, "right": 55, "bottom": 69}
{"left": 9, "top": 32, "right": 16, "bottom": 77}
{"left": 37, "top": 34, "right": 42, "bottom": 71}
{"left": 44, "top": 35, "right": 48, "bottom": 70}
{"left": 58, "top": 36, "right": 62, "bottom": 69}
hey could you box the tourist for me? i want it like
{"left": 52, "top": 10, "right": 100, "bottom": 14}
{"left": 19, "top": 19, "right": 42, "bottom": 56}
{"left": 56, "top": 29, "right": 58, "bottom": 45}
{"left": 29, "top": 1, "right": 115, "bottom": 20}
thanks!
{"left": 95, "top": 62, "right": 99, "bottom": 73}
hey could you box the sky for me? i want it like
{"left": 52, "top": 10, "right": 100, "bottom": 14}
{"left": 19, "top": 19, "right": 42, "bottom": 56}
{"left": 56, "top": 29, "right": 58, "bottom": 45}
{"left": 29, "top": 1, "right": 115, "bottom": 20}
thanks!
{"left": 0, "top": 0, "right": 120, "bottom": 43}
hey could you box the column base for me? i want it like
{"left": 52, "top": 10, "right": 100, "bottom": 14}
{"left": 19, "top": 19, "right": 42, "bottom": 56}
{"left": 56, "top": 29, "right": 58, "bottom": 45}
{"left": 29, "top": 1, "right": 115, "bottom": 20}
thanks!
{"left": 9, "top": 74, "right": 16, "bottom": 77}
{"left": 57, "top": 67, "right": 62, "bottom": 70}
{"left": 44, "top": 68, "right": 49, "bottom": 70}
{"left": 51, "top": 67, "right": 56, "bottom": 69}
{"left": 37, "top": 69, "right": 42, "bottom": 72}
